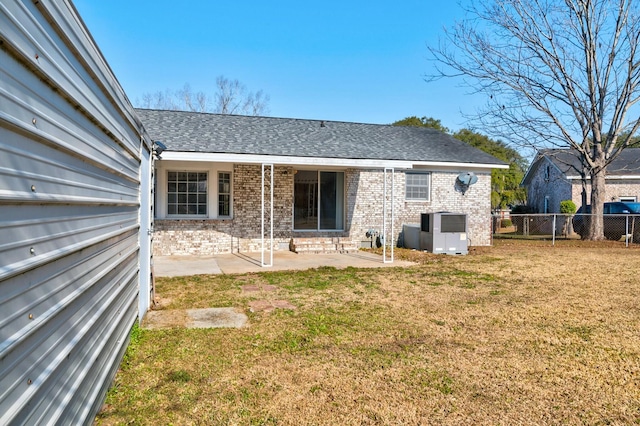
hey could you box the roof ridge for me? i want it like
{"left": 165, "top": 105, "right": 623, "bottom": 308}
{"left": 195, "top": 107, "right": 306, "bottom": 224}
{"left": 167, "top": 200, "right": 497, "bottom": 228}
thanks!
{"left": 134, "top": 107, "right": 397, "bottom": 127}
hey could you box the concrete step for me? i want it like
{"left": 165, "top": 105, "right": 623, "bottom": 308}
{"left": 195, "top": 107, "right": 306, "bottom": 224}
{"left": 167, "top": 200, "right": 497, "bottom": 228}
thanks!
{"left": 290, "top": 238, "right": 359, "bottom": 254}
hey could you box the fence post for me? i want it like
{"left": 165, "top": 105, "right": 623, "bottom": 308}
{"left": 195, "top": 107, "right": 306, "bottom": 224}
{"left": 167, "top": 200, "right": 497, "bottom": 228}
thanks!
{"left": 491, "top": 214, "right": 494, "bottom": 246}
{"left": 626, "top": 215, "right": 629, "bottom": 248}
{"left": 552, "top": 214, "right": 556, "bottom": 246}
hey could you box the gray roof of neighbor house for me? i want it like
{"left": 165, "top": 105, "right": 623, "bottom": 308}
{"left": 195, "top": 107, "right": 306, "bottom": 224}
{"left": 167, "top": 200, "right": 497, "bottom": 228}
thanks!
{"left": 524, "top": 148, "right": 640, "bottom": 183}
{"left": 136, "top": 109, "right": 506, "bottom": 166}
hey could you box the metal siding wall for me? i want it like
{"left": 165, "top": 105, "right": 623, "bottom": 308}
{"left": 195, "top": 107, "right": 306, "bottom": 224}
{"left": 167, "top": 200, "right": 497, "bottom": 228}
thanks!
{"left": 0, "top": 1, "right": 149, "bottom": 424}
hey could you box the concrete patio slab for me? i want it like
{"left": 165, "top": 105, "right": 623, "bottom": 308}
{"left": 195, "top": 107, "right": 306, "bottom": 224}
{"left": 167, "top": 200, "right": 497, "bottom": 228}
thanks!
{"left": 142, "top": 308, "right": 248, "bottom": 329}
{"left": 186, "top": 308, "right": 248, "bottom": 329}
{"left": 154, "top": 251, "right": 413, "bottom": 277}
{"left": 154, "top": 256, "right": 221, "bottom": 277}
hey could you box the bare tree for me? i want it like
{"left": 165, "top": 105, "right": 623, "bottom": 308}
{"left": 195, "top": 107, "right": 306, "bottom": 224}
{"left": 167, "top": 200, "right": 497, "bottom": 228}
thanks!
{"left": 140, "top": 89, "right": 179, "bottom": 111}
{"left": 428, "top": 0, "right": 640, "bottom": 239}
{"left": 136, "top": 76, "right": 270, "bottom": 116}
{"left": 213, "top": 76, "right": 270, "bottom": 115}
{"left": 177, "top": 83, "right": 209, "bottom": 112}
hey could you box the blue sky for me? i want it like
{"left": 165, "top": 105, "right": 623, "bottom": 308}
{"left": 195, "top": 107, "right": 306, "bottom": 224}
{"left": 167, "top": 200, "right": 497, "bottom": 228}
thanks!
{"left": 73, "top": 0, "right": 478, "bottom": 130}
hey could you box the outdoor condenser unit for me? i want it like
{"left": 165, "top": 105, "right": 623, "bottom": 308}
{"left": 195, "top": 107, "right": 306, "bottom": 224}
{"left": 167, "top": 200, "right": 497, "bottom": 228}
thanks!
{"left": 402, "top": 224, "right": 421, "bottom": 250}
{"left": 419, "top": 212, "right": 468, "bottom": 255}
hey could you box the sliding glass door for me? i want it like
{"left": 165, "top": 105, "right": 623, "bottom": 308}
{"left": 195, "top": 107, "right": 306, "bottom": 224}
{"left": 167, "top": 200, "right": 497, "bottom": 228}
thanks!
{"left": 294, "top": 170, "right": 344, "bottom": 231}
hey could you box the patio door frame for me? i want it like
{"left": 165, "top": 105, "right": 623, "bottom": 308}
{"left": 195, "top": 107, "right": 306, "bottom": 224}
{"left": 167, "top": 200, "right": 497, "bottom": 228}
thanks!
{"left": 293, "top": 169, "right": 345, "bottom": 232}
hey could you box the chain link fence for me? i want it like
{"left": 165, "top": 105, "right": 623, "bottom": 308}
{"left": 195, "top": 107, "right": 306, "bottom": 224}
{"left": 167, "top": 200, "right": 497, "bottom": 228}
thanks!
{"left": 493, "top": 213, "right": 640, "bottom": 246}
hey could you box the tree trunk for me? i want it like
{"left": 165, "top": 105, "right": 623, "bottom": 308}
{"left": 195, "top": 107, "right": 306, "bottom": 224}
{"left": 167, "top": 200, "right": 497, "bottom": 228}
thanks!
{"left": 588, "top": 169, "right": 607, "bottom": 240}
{"left": 581, "top": 168, "right": 588, "bottom": 209}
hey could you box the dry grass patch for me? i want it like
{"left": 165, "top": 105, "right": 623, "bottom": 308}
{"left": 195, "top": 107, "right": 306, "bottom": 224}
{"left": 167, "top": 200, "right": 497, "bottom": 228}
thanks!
{"left": 96, "top": 240, "right": 640, "bottom": 425}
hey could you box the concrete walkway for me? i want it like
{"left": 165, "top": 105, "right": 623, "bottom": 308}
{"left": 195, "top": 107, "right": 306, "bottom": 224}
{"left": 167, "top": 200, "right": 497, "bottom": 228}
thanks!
{"left": 154, "top": 250, "right": 413, "bottom": 277}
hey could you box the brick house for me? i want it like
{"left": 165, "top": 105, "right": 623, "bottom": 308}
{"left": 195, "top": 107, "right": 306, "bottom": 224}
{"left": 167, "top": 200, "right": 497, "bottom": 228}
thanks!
{"left": 522, "top": 148, "right": 640, "bottom": 213}
{"left": 137, "top": 109, "right": 507, "bottom": 257}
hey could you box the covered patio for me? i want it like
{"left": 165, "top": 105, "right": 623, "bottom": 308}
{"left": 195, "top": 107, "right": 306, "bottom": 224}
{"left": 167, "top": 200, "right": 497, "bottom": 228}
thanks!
{"left": 153, "top": 250, "right": 415, "bottom": 277}
{"left": 139, "top": 109, "right": 505, "bottom": 264}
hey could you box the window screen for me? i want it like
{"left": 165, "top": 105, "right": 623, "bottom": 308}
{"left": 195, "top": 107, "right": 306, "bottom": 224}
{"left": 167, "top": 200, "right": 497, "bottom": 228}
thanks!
{"left": 405, "top": 172, "right": 430, "bottom": 200}
{"left": 167, "top": 171, "right": 207, "bottom": 216}
{"left": 218, "top": 172, "right": 231, "bottom": 216}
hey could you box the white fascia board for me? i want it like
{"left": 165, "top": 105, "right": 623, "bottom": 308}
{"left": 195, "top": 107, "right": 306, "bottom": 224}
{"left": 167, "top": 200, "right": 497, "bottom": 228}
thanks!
{"left": 567, "top": 174, "right": 640, "bottom": 180}
{"left": 410, "top": 161, "right": 509, "bottom": 170}
{"left": 161, "top": 152, "right": 412, "bottom": 168}
{"left": 160, "top": 151, "right": 508, "bottom": 170}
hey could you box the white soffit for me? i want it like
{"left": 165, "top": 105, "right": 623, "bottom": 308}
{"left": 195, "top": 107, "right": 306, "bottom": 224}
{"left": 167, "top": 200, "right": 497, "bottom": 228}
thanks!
{"left": 161, "top": 152, "right": 508, "bottom": 170}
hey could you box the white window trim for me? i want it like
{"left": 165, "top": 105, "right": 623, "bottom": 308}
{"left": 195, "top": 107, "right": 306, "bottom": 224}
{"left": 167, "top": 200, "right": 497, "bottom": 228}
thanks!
{"left": 166, "top": 170, "right": 209, "bottom": 218}
{"left": 217, "top": 171, "right": 233, "bottom": 218}
{"left": 156, "top": 162, "right": 233, "bottom": 219}
{"left": 292, "top": 169, "right": 345, "bottom": 232}
{"left": 405, "top": 171, "right": 431, "bottom": 202}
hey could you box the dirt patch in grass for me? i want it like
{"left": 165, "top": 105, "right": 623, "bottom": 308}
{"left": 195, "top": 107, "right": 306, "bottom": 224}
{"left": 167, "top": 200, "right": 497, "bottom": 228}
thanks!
{"left": 96, "top": 240, "right": 640, "bottom": 425}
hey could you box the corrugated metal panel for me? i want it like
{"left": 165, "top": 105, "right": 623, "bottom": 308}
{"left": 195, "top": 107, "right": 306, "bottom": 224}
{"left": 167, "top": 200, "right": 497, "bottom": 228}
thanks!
{"left": 0, "top": 1, "right": 150, "bottom": 424}
{"left": 0, "top": 0, "right": 141, "bottom": 157}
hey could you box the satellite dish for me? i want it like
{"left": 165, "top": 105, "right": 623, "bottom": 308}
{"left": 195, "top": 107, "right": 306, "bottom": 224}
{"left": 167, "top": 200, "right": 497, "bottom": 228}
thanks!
{"left": 456, "top": 172, "right": 478, "bottom": 195}
{"left": 457, "top": 172, "right": 478, "bottom": 186}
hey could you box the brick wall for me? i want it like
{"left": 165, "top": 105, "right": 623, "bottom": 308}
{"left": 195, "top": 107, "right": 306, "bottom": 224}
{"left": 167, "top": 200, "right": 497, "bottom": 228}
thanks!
{"left": 154, "top": 164, "right": 294, "bottom": 255}
{"left": 347, "top": 168, "right": 492, "bottom": 248}
{"left": 154, "top": 165, "right": 494, "bottom": 256}
{"left": 571, "top": 179, "right": 640, "bottom": 205}
{"left": 525, "top": 158, "right": 640, "bottom": 211}
{"left": 526, "top": 159, "right": 573, "bottom": 213}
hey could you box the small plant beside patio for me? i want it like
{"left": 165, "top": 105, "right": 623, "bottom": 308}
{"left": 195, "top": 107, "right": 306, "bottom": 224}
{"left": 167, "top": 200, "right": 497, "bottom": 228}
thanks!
{"left": 96, "top": 241, "right": 640, "bottom": 425}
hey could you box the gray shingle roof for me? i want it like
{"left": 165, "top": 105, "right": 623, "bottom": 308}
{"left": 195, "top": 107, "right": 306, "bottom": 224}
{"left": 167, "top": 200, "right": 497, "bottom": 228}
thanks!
{"left": 136, "top": 109, "right": 506, "bottom": 166}
{"left": 540, "top": 148, "right": 640, "bottom": 176}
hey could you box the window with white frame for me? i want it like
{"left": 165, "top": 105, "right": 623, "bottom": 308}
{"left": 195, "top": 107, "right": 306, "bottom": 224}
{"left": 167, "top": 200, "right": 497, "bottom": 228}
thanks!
{"left": 167, "top": 171, "right": 207, "bottom": 216}
{"left": 405, "top": 172, "right": 430, "bottom": 200}
{"left": 218, "top": 172, "right": 231, "bottom": 216}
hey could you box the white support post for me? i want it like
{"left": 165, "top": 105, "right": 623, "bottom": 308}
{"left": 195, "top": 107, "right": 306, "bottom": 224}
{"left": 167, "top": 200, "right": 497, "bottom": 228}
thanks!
{"left": 138, "top": 143, "right": 152, "bottom": 321}
{"left": 626, "top": 215, "right": 630, "bottom": 247}
{"left": 383, "top": 168, "right": 394, "bottom": 263}
{"left": 261, "top": 164, "right": 274, "bottom": 267}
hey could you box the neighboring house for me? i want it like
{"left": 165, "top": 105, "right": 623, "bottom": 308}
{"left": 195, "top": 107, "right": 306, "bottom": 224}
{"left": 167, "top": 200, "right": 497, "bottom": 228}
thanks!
{"left": 522, "top": 148, "right": 640, "bottom": 213}
{"left": 137, "top": 109, "right": 508, "bottom": 257}
{"left": 1, "top": 1, "right": 152, "bottom": 424}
